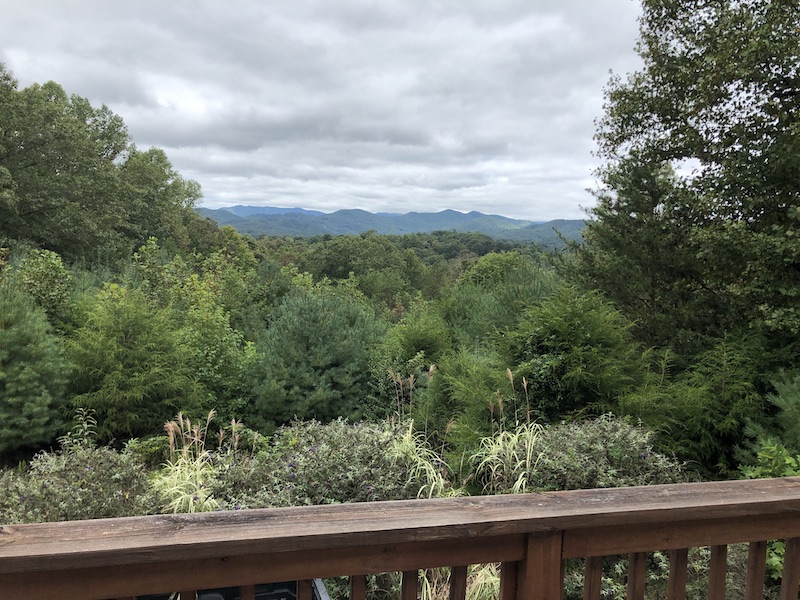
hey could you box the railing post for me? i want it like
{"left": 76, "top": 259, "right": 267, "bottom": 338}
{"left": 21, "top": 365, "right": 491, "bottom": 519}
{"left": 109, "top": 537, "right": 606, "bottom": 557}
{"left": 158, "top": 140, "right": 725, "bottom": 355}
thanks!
{"left": 708, "top": 545, "right": 727, "bottom": 600}
{"left": 627, "top": 553, "right": 646, "bottom": 600}
{"left": 744, "top": 541, "right": 766, "bottom": 600}
{"left": 667, "top": 548, "right": 688, "bottom": 600}
{"left": 402, "top": 570, "right": 419, "bottom": 600}
{"left": 500, "top": 561, "right": 518, "bottom": 600}
{"left": 583, "top": 556, "right": 602, "bottom": 600}
{"left": 298, "top": 579, "right": 314, "bottom": 600}
{"left": 240, "top": 585, "right": 256, "bottom": 600}
{"left": 350, "top": 574, "right": 367, "bottom": 600}
{"left": 517, "top": 531, "right": 564, "bottom": 600}
{"left": 780, "top": 538, "right": 800, "bottom": 600}
{"left": 449, "top": 565, "right": 468, "bottom": 600}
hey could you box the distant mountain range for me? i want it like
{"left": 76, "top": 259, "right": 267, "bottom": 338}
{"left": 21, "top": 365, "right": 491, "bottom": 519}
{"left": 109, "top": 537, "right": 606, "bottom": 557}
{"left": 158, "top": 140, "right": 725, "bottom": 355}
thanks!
{"left": 197, "top": 205, "right": 585, "bottom": 247}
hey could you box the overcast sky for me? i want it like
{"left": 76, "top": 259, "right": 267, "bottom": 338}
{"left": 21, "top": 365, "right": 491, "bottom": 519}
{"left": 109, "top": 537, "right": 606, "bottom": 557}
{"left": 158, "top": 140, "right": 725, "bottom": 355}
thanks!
{"left": 2, "top": 0, "right": 644, "bottom": 220}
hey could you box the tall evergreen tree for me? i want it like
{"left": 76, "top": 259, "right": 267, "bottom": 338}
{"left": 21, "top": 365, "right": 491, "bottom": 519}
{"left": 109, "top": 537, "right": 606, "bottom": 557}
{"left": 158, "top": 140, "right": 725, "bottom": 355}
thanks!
{"left": 252, "top": 289, "right": 386, "bottom": 430}
{"left": 0, "top": 283, "right": 68, "bottom": 455}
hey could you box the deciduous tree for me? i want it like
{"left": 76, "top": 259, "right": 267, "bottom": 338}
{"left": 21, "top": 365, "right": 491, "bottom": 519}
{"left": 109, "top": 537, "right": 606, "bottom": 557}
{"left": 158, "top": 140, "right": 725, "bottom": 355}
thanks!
{"left": 588, "top": 0, "right": 800, "bottom": 351}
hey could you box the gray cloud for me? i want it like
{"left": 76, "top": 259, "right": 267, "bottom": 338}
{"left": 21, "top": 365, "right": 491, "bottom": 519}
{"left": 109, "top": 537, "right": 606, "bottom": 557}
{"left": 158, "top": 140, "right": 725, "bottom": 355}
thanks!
{"left": 2, "top": 0, "right": 643, "bottom": 220}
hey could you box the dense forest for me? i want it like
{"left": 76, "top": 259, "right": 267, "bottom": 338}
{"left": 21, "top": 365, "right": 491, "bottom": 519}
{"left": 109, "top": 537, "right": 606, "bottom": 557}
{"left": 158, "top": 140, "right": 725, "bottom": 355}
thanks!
{"left": 1, "top": 0, "right": 799, "bottom": 596}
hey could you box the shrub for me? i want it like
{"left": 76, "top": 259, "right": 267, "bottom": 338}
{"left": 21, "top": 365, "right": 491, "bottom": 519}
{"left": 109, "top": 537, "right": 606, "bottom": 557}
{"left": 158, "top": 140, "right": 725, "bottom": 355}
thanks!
{"left": 9, "top": 248, "right": 72, "bottom": 323}
{"left": 0, "top": 441, "right": 158, "bottom": 524}
{"left": 209, "top": 419, "right": 450, "bottom": 509}
{"left": 470, "top": 415, "right": 685, "bottom": 495}
{"left": 67, "top": 283, "right": 205, "bottom": 441}
{"left": 502, "top": 286, "right": 644, "bottom": 420}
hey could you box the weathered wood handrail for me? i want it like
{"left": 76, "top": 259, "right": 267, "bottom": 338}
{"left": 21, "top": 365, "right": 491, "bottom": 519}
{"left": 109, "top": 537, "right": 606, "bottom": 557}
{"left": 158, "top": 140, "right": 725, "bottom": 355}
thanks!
{"left": 2, "top": 477, "right": 800, "bottom": 599}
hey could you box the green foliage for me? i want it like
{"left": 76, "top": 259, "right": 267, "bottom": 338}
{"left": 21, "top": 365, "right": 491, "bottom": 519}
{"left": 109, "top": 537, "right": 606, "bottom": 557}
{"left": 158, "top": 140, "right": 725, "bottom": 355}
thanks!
{"left": 68, "top": 283, "right": 205, "bottom": 441}
{"left": 0, "top": 439, "right": 158, "bottom": 523}
{"left": 741, "top": 438, "right": 800, "bottom": 480}
{"left": 471, "top": 416, "right": 685, "bottom": 496}
{"left": 471, "top": 423, "right": 545, "bottom": 494}
{"left": 744, "top": 371, "right": 800, "bottom": 455}
{"left": 460, "top": 251, "right": 531, "bottom": 287}
{"left": 592, "top": 0, "right": 800, "bottom": 353}
{"left": 173, "top": 273, "right": 256, "bottom": 422}
{"left": 118, "top": 146, "right": 202, "bottom": 253}
{"left": 740, "top": 438, "right": 800, "bottom": 583}
{"left": 414, "top": 349, "right": 508, "bottom": 472}
{"left": 8, "top": 249, "right": 73, "bottom": 323}
{"left": 210, "top": 419, "right": 446, "bottom": 509}
{"left": 251, "top": 289, "right": 386, "bottom": 430}
{"left": 439, "top": 253, "right": 557, "bottom": 347}
{"left": 627, "top": 335, "right": 765, "bottom": 475}
{"left": 371, "top": 304, "right": 453, "bottom": 414}
{"left": 503, "top": 286, "right": 644, "bottom": 420}
{"left": 575, "top": 162, "right": 713, "bottom": 354}
{"left": 151, "top": 412, "right": 219, "bottom": 513}
{"left": 0, "top": 282, "right": 68, "bottom": 457}
{"left": 0, "top": 64, "right": 208, "bottom": 265}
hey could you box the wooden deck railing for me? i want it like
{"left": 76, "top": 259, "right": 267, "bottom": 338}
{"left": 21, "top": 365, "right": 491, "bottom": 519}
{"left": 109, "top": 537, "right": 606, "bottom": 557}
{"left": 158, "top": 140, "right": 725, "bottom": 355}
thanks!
{"left": 2, "top": 477, "right": 800, "bottom": 599}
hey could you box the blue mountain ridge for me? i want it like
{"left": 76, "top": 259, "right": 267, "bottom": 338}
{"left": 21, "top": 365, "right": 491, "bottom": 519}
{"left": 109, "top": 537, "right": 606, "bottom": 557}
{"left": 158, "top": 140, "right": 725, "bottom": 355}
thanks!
{"left": 196, "top": 205, "right": 584, "bottom": 247}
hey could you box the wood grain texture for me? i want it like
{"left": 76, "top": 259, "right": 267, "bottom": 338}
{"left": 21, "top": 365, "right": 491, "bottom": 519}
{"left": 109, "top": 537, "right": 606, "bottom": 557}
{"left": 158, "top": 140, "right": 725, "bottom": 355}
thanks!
{"left": 240, "top": 585, "right": 256, "bottom": 600}
{"left": 780, "top": 537, "right": 800, "bottom": 600}
{"left": 519, "top": 531, "right": 563, "bottom": 600}
{"left": 583, "top": 556, "right": 603, "bottom": 600}
{"left": 707, "top": 545, "right": 727, "bottom": 600}
{"left": 744, "top": 541, "right": 766, "bottom": 600}
{"left": 298, "top": 579, "right": 313, "bottom": 600}
{"left": 666, "top": 548, "right": 687, "bottom": 600}
{"left": 626, "top": 553, "right": 646, "bottom": 600}
{"left": 0, "top": 536, "right": 523, "bottom": 600}
{"left": 499, "top": 561, "right": 518, "bottom": 600}
{"left": 401, "top": 570, "right": 418, "bottom": 600}
{"left": 449, "top": 565, "right": 467, "bottom": 600}
{"left": 562, "top": 513, "right": 800, "bottom": 558}
{"left": 350, "top": 574, "right": 367, "bottom": 600}
{"left": 3, "top": 478, "right": 800, "bottom": 574}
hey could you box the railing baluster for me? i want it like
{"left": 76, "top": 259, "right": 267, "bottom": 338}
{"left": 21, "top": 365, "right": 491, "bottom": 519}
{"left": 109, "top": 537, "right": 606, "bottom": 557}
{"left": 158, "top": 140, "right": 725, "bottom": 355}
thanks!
{"left": 583, "top": 556, "right": 602, "bottom": 600}
{"left": 667, "top": 548, "right": 688, "bottom": 600}
{"left": 744, "top": 540, "right": 767, "bottom": 600}
{"left": 627, "top": 552, "right": 646, "bottom": 600}
{"left": 499, "top": 561, "right": 518, "bottom": 600}
{"left": 401, "top": 570, "right": 419, "bottom": 600}
{"left": 708, "top": 545, "right": 727, "bottom": 600}
{"left": 780, "top": 537, "right": 800, "bottom": 600}
{"left": 449, "top": 565, "right": 467, "bottom": 600}
{"left": 240, "top": 584, "right": 256, "bottom": 600}
{"left": 298, "top": 579, "right": 314, "bottom": 600}
{"left": 519, "top": 531, "right": 563, "bottom": 600}
{"left": 350, "top": 574, "right": 367, "bottom": 600}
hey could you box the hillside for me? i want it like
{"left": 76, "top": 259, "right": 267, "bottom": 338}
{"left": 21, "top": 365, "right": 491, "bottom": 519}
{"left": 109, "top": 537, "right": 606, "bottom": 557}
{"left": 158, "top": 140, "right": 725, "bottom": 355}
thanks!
{"left": 197, "top": 206, "right": 585, "bottom": 247}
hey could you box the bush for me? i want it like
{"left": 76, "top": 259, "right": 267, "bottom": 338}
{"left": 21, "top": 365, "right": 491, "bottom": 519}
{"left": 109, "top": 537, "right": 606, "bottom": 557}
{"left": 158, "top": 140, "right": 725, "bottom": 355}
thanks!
{"left": 413, "top": 349, "right": 508, "bottom": 473}
{"left": 471, "top": 415, "right": 685, "bottom": 495}
{"left": 68, "top": 283, "right": 205, "bottom": 441}
{"left": 0, "top": 441, "right": 158, "bottom": 524}
{"left": 209, "top": 419, "right": 449, "bottom": 509}
{"left": 502, "top": 286, "right": 644, "bottom": 420}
